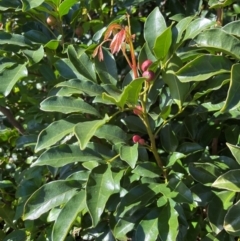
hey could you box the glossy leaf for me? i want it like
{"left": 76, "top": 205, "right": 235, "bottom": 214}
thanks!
{"left": 40, "top": 96, "right": 100, "bottom": 116}
{"left": 132, "top": 162, "right": 161, "bottom": 178}
{"left": 177, "top": 55, "right": 232, "bottom": 82}
{"left": 95, "top": 125, "right": 128, "bottom": 145}
{"left": 35, "top": 119, "right": 76, "bottom": 152}
{"left": 144, "top": 7, "right": 167, "bottom": 51}
{"left": 208, "top": 191, "right": 235, "bottom": 234}
{"left": 189, "top": 163, "right": 222, "bottom": 186}
{"left": 192, "top": 29, "right": 240, "bottom": 60}
{"left": 222, "top": 20, "right": 240, "bottom": 38}
{"left": 120, "top": 144, "right": 138, "bottom": 169}
{"left": 163, "top": 55, "right": 189, "bottom": 109}
{"left": 32, "top": 144, "right": 101, "bottom": 167}
{"left": 135, "top": 208, "right": 160, "bottom": 241}
{"left": 67, "top": 45, "right": 96, "bottom": 82}
{"left": 57, "top": 78, "right": 104, "bottom": 97}
{"left": 224, "top": 199, "right": 240, "bottom": 236}
{"left": 153, "top": 25, "right": 172, "bottom": 60}
{"left": 74, "top": 117, "right": 109, "bottom": 150}
{"left": 21, "top": 0, "right": 44, "bottom": 11}
{"left": 52, "top": 190, "right": 86, "bottom": 241}
{"left": 158, "top": 201, "right": 179, "bottom": 241}
{"left": 59, "top": 0, "right": 78, "bottom": 17}
{"left": 212, "top": 169, "right": 240, "bottom": 191}
{"left": 102, "top": 77, "right": 145, "bottom": 108}
{"left": 86, "top": 164, "right": 115, "bottom": 226}
{"left": 221, "top": 64, "right": 240, "bottom": 111}
{"left": 0, "top": 32, "right": 32, "bottom": 47}
{"left": 160, "top": 123, "right": 178, "bottom": 152}
{"left": 183, "top": 18, "right": 214, "bottom": 40}
{"left": 226, "top": 143, "right": 240, "bottom": 165}
{"left": 0, "top": 64, "right": 27, "bottom": 96}
{"left": 95, "top": 47, "right": 118, "bottom": 85}
{"left": 23, "top": 180, "right": 81, "bottom": 220}
{"left": 115, "top": 183, "right": 159, "bottom": 218}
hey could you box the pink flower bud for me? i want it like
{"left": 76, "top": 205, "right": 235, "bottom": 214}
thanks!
{"left": 141, "top": 60, "right": 152, "bottom": 72}
{"left": 142, "top": 70, "right": 155, "bottom": 82}
{"left": 132, "top": 135, "right": 141, "bottom": 143}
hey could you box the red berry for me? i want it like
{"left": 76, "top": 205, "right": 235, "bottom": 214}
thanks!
{"left": 141, "top": 60, "right": 152, "bottom": 72}
{"left": 132, "top": 135, "right": 141, "bottom": 143}
{"left": 142, "top": 70, "right": 155, "bottom": 82}
{"left": 138, "top": 138, "right": 145, "bottom": 145}
{"left": 133, "top": 105, "right": 143, "bottom": 115}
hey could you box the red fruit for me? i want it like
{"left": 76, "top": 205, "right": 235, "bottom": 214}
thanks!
{"left": 132, "top": 135, "right": 141, "bottom": 143}
{"left": 138, "top": 138, "right": 145, "bottom": 145}
{"left": 141, "top": 60, "right": 152, "bottom": 72}
{"left": 142, "top": 70, "right": 155, "bottom": 82}
{"left": 46, "top": 16, "right": 57, "bottom": 27}
{"left": 133, "top": 105, "right": 143, "bottom": 115}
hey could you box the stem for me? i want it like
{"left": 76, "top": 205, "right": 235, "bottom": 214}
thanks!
{"left": 140, "top": 82, "right": 166, "bottom": 178}
{"left": 107, "top": 154, "right": 120, "bottom": 163}
{"left": 126, "top": 14, "right": 138, "bottom": 78}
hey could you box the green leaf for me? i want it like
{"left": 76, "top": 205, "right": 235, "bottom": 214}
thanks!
{"left": 59, "top": 0, "right": 78, "bottom": 17}
{"left": 163, "top": 55, "right": 189, "bottom": 109}
{"left": 0, "top": 64, "right": 28, "bottom": 97}
{"left": 86, "top": 164, "right": 115, "bottom": 226}
{"left": 32, "top": 144, "right": 101, "bottom": 167}
{"left": 222, "top": 20, "right": 240, "bottom": 38}
{"left": 189, "top": 163, "right": 222, "bottom": 186}
{"left": 0, "top": 32, "right": 33, "bottom": 47}
{"left": 67, "top": 45, "right": 96, "bottom": 82}
{"left": 208, "top": 191, "right": 235, "bottom": 234}
{"left": 166, "top": 152, "right": 186, "bottom": 168}
{"left": 56, "top": 79, "right": 104, "bottom": 97}
{"left": 120, "top": 144, "right": 138, "bottom": 169}
{"left": 35, "top": 119, "right": 76, "bottom": 152}
{"left": 226, "top": 143, "right": 240, "bottom": 165}
{"left": 135, "top": 208, "right": 160, "bottom": 241}
{"left": 183, "top": 18, "right": 214, "bottom": 40}
{"left": 153, "top": 25, "right": 172, "bottom": 60}
{"left": 174, "top": 16, "right": 195, "bottom": 45}
{"left": 132, "top": 162, "right": 161, "bottom": 178}
{"left": 0, "top": 0, "right": 21, "bottom": 10}
{"left": 21, "top": 0, "right": 44, "bottom": 11}
{"left": 191, "top": 184, "right": 213, "bottom": 206}
{"left": 158, "top": 201, "right": 179, "bottom": 241}
{"left": 55, "top": 58, "right": 82, "bottom": 79}
{"left": 52, "top": 190, "right": 86, "bottom": 241}
{"left": 176, "top": 55, "right": 232, "bottom": 82}
{"left": 115, "top": 183, "right": 159, "bottom": 218}
{"left": 160, "top": 123, "right": 178, "bottom": 152}
{"left": 221, "top": 64, "right": 240, "bottom": 111}
{"left": 224, "top": 199, "right": 240, "bottom": 236}
{"left": 192, "top": 29, "right": 240, "bottom": 60}
{"left": 74, "top": 117, "right": 109, "bottom": 150}
{"left": 95, "top": 47, "right": 118, "bottom": 85}
{"left": 40, "top": 96, "right": 100, "bottom": 116}
{"left": 23, "top": 180, "right": 81, "bottom": 220}
{"left": 144, "top": 7, "right": 167, "bottom": 51}
{"left": 209, "top": 0, "right": 235, "bottom": 8}
{"left": 168, "top": 176, "right": 193, "bottom": 203}
{"left": 22, "top": 45, "right": 44, "bottom": 64}
{"left": 102, "top": 78, "right": 145, "bottom": 108}
{"left": 212, "top": 169, "right": 240, "bottom": 191}
{"left": 95, "top": 125, "right": 128, "bottom": 145}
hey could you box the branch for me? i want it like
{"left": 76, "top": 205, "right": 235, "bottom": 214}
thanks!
{"left": 0, "top": 106, "right": 25, "bottom": 135}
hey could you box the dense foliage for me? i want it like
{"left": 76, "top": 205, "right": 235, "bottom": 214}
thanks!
{"left": 1, "top": 0, "right": 240, "bottom": 240}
